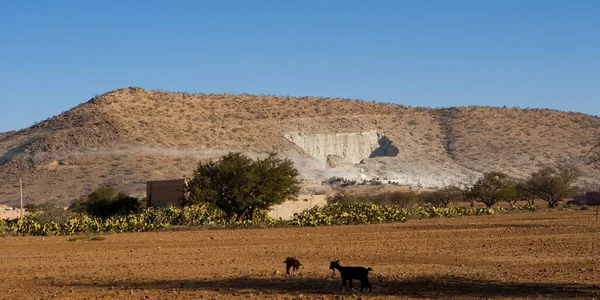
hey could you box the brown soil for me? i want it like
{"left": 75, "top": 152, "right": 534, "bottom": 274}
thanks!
{"left": 2, "top": 210, "right": 600, "bottom": 299}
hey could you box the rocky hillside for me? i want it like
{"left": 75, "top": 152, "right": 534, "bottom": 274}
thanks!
{"left": 1, "top": 87, "right": 599, "bottom": 205}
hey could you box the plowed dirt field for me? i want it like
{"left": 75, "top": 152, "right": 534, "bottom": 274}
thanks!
{"left": 2, "top": 209, "right": 600, "bottom": 299}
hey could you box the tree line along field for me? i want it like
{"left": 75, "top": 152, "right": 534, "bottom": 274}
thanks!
{"left": 1, "top": 209, "right": 599, "bottom": 299}
{"left": 1, "top": 151, "right": 572, "bottom": 237}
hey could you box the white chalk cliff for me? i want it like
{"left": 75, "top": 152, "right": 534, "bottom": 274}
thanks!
{"left": 284, "top": 131, "right": 399, "bottom": 164}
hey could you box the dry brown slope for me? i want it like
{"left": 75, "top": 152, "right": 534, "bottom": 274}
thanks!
{"left": 0, "top": 87, "right": 443, "bottom": 204}
{"left": 0, "top": 87, "right": 599, "bottom": 205}
{"left": 433, "top": 107, "right": 600, "bottom": 182}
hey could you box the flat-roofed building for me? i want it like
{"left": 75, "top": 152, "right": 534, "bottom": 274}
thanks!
{"left": 146, "top": 179, "right": 188, "bottom": 208}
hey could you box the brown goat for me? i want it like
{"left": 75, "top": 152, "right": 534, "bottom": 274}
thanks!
{"left": 283, "top": 257, "right": 302, "bottom": 276}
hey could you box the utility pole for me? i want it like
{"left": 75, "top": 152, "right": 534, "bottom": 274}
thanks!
{"left": 20, "top": 178, "right": 23, "bottom": 220}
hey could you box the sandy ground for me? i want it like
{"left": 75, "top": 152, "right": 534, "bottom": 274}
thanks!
{"left": 1, "top": 209, "right": 600, "bottom": 299}
{"left": 0, "top": 209, "right": 21, "bottom": 220}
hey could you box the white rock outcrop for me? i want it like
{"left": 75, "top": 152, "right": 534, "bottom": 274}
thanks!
{"left": 285, "top": 131, "right": 397, "bottom": 164}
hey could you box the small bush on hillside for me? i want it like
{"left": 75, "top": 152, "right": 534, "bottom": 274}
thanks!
{"left": 369, "top": 179, "right": 383, "bottom": 186}
{"left": 325, "top": 177, "right": 358, "bottom": 187}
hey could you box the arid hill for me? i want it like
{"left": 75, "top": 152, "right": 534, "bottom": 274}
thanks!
{"left": 1, "top": 87, "right": 599, "bottom": 205}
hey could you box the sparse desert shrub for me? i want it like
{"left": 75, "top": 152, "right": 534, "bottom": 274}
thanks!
{"left": 423, "top": 185, "right": 465, "bottom": 207}
{"left": 28, "top": 201, "right": 72, "bottom": 226}
{"left": 514, "top": 181, "right": 536, "bottom": 206}
{"left": 23, "top": 203, "right": 41, "bottom": 213}
{"left": 466, "top": 172, "right": 515, "bottom": 208}
{"left": 369, "top": 179, "right": 383, "bottom": 186}
{"left": 69, "top": 187, "right": 142, "bottom": 219}
{"left": 526, "top": 165, "right": 581, "bottom": 208}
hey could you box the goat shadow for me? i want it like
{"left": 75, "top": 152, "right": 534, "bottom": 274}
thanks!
{"left": 53, "top": 274, "right": 600, "bottom": 298}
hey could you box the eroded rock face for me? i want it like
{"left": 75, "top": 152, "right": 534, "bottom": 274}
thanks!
{"left": 370, "top": 135, "right": 399, "bottom": 158}
{"left": 284, "top": 131, "right": 399, "bottom": 164}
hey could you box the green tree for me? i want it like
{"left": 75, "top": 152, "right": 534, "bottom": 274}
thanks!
{"left": 88, "top": 186, "right": 117, "bottom": 203}
{"left": 185, "top": 152, "right": 301, "bottom": 221}
{"left": 68, "top": 198, "right": 88, "bottom": 214}
{"left": 424, "top": 185, "right": 464, "bottom": 207}
{"left": 68, "top": 186, "right": 141, "bottom": 218}
{"left": 467, "top": 172, "right": 515, "bottom": 208}
{"left": 514, "top": 180, "right": 536, "bottom": 206}
{"left": 113, "top": 193, "right": 143, "bottom": 215}
{"left": 84, "top": 186, "right": 117, "bottom": 218}
{"left": 526, "top": 165, "right": 581, "bottom": 208}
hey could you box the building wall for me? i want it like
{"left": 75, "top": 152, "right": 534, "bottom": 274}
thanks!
{"left": 268, "top": 195, "right": 328, "bottom": 220}
{"left": 0, "top": 210, "right": 21, "bottom": 220}
{"left": 0, "top": 205, "right": 21, "bottom": 220}
{"left": 586, "top": 192, "right": 600, "bottom": 206}
{"left": 146, "top": 179, "right": 186, "bottom": 208}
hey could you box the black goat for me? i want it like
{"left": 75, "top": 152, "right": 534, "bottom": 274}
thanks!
{"left": 284, "top": 257, "right": 302, "bottom": 276}
{"left": 329, "top": 260, "right": 372, "bottom": 293}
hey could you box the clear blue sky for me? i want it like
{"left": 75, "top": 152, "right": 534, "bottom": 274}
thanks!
{"left": 1, "top": 0, "right": 599, "bottom": 132}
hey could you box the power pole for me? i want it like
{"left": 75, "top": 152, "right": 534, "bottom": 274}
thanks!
{"left": 20, "top": 178, "right": 23, "bottom": 220}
